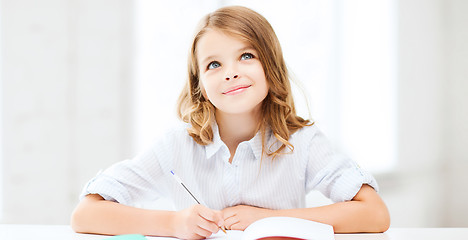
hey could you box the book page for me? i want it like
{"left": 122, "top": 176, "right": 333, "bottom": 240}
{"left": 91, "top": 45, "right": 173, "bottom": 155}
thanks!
{"left": 208, "top": 230, "right": 243, "bottom": 239}
{"left": 242, "top": 217, "right": 334, "bottom": 240}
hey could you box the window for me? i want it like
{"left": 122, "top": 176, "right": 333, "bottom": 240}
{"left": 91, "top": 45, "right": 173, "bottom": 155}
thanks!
{"left": 337, "top": 0, "right": 398, "bottom": 173}
{"left": 133, "top": 0, "right": 397, "bottom": 173}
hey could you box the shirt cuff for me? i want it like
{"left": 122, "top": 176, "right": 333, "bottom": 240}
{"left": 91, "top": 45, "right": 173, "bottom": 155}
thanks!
{"left": 79, "top": 172, "right": 132, "bottom": 205}
{"left": 330, "top": 161, "right": 379, "bottom": 202}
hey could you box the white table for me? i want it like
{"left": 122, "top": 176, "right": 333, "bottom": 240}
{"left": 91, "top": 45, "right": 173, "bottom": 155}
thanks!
{"left": 1, "top": 224, "right": 467, "bottom": 240}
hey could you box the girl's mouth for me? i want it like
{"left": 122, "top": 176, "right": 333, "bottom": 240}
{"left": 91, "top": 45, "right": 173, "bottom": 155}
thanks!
{"left": 222, "top": 85, "right": 251, "bottom": 95}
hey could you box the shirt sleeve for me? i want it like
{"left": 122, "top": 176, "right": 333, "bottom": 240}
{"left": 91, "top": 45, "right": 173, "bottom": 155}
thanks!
{"left": 304, "top": 125, "right": 379, "bottom": 202}
{"left": 79, "top": 144, "right": 168, "bottom": 206}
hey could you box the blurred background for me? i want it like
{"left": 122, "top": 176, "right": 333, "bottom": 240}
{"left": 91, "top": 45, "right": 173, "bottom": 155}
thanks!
{"left": 1, "top": 0, "right": 467, "bottom": 227}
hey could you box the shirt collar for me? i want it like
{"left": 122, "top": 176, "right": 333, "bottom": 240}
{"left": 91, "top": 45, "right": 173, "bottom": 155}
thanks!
{"left": 248, "top": 128, "right": 270, "bottom": 161}
{"left": 205, "top": 123, "right": 227, "bottom": 159}
{"left": 204, "top": 122, "right": 274, "bottom": 161}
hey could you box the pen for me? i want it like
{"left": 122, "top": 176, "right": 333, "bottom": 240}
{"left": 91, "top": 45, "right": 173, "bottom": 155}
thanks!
{"left": 170, "top": 170, "right": 227, "bottom": 234}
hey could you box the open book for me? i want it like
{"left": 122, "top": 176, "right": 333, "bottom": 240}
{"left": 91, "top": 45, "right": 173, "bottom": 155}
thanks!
{"left": 210, "top": 216, "right": 334, "bottom": 240}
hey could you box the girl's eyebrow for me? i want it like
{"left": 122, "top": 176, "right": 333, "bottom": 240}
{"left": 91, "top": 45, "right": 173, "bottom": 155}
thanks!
{"left": 200, "top": 46, "right": 256, "bottom": 65}
{"left": 200, "top": 55, "right": 218, "bottom": 65}
{"left": 238, "top": 46, "right": 256, "bottom": 53}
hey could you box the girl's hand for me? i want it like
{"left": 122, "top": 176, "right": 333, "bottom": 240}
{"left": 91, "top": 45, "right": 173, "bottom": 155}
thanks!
{"left": 172, "top": 204, "right": 224, "bottom": 239}
{"left": 221, "top": 205, "right": 273, "bottom": 231}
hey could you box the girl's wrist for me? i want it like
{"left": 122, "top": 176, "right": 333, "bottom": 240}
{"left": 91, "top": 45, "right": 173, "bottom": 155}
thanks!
{"left": 148, "top": 210, "right": 177, "bottom": 237}
{"left": 165, "top": 211, "right": 178, "bottom": 237}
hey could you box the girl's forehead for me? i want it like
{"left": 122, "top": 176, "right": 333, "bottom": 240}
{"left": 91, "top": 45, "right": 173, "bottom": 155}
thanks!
{"left": 197, "top": 29, "right": 252, "bottom": 50}
{"left": 196, "top": 29, "right": 254, "bottom": 62}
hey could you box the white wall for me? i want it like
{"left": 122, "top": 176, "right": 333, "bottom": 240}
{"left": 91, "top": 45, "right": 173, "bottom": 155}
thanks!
{"left": 0, "top": 0, "right": 467, "bottom": 226}
{"left": 442, "top": 0, "right": 468, "bottom": 227}
{"left": 386, "top": 0, "right": 445, "bottom": 227}
{"left": 1, "top": 0, "right": 133, "bottom": 223}
{"left": 377, "top": 0, "right": 468, "bottom": 227}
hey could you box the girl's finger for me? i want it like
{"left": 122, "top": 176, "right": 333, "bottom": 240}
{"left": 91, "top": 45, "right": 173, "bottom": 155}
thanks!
{"left": 198, "top": 207, "right": 224, "bottom": 226}
{"left": 229, "top": 221, "right": 245, "bottom": 231}
{"left": 196, "top": 215, "right": 220, "bottom": 233}
{"left": 223, "top": 215, "right": 239, "bottom": 230}
{"left": 194, "top": 225, "right": 215, "bottom": 238}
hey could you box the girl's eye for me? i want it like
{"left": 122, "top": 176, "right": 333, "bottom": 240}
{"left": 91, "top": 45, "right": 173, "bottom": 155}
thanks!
{"left": 207, "top": 61, "right": 221, "bottom": 70}
{"left": 241, "top": 53, "right": 254, "bottom": 60}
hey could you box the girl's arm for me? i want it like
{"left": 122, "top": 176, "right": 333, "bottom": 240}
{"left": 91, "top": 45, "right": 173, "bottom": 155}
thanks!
{"left": 71, "top": 194, "right": 224, "bottom": 239}
{"left": 222, "top": 184, "right": 390, "bottom": 233}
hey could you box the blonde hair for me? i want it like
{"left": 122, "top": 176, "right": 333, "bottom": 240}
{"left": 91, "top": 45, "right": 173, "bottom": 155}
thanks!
{"left": 177, "top": 6, "right": 312, "bottom": 159}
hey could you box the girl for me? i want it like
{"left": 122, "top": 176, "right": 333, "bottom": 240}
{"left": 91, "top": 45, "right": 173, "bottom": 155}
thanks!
{"left": 71, "top": 6, "right": 390, "bottom": 239}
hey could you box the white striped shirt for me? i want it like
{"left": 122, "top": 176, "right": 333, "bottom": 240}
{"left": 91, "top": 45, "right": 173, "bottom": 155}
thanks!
{"left": 80, "top": 122, "right": 378, "bottom": 210}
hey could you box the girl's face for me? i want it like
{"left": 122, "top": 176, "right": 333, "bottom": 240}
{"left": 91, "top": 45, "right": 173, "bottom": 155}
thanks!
{"left": 196, "top": 29, "right": 269, "bottom": 116}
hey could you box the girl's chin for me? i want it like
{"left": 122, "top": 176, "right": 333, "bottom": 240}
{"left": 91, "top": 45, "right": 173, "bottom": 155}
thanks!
{"left": 214, "top": 106, "right": 263, "bottom": 116}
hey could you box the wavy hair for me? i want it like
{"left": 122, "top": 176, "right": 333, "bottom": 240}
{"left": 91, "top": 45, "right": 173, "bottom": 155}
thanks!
{"left": 177, "top": 6, "right": 312, "bottom": 159}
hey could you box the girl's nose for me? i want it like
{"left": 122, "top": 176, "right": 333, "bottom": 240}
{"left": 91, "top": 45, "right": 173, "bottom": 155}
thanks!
{"left": 225, "top": 74, "right": 238, "bottom": 81}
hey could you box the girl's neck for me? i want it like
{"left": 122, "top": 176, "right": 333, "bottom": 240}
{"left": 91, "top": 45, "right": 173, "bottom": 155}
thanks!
{"left": 215, "top": 109, "right": 261, "bottom": 158}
